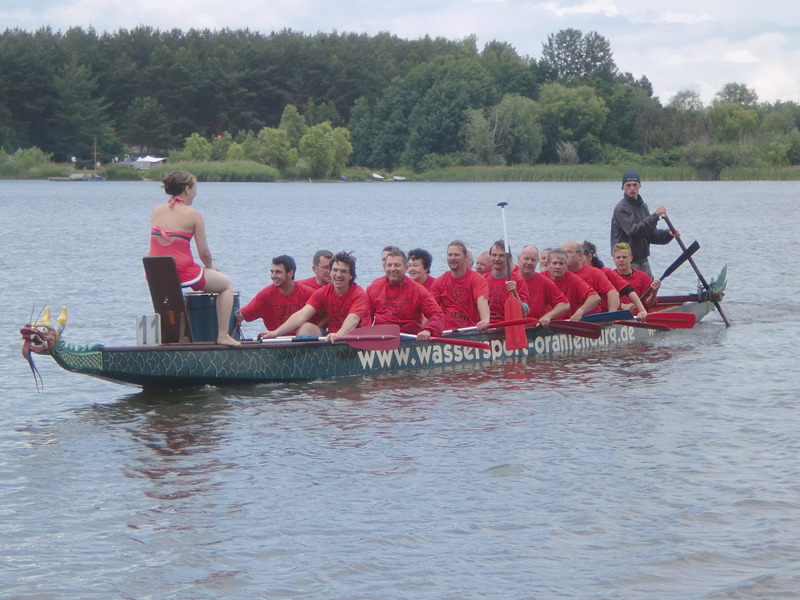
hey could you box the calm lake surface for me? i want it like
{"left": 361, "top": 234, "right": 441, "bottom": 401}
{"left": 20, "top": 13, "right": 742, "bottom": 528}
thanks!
{"left": 1, "top": 179, "right": 798, "bottom": 598}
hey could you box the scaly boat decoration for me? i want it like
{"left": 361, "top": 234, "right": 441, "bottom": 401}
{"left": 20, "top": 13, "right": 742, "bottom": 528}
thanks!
{"left": 20, "top": 263, "right": 726, "bottom": 390}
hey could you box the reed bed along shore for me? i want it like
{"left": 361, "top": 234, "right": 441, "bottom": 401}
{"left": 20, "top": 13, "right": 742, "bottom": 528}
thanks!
{"left": 6, "top": 161, "right": 800, "bottom": 182}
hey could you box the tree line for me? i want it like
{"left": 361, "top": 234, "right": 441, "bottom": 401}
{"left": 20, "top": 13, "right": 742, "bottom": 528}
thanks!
{"left": 2, "top": 25, "right": 800, "bottom": 179}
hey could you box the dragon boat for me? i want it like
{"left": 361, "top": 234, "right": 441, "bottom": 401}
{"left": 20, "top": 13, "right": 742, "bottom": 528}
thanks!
{"left": 20, "top": 257, "right": 727, "bottom": 390}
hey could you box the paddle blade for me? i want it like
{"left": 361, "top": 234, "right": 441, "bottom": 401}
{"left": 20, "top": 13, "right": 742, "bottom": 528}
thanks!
{"left": 660, "top": 240, "right": 700, "bottom": 279}
{"left": 581, "top": 310, "right": 634, "bottom": 323}
{"left": 645, "top": 312, "right": 696, "bottom": 329}
{"left": 336, "top": 324, "right": 401, "bottom": 350}
{"left": 613, "top": 320, "right": 669, "bottom": 332}
{"left": 504, "top": 296, "right": 528, "bottom": 350}
{"left": 489, "top": 317, "right": 540, "bottom": 330}
{"left": 549, "top": 320, "right": 602, "bottom": 339}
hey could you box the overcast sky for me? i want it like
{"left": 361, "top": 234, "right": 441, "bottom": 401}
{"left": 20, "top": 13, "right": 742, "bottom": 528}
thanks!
{"left": 3, "top": 0, "right": 800, "bottom": 105}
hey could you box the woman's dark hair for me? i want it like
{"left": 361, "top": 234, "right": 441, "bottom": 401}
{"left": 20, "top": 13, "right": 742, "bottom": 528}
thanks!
{"left": 408, "top": 248, "right": 432, "bottom": 272}
{"left": 162, "top": 170, "right": 197, "bottom": 197}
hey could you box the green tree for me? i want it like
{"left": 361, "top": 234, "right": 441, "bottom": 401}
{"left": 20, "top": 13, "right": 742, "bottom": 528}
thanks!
{"left": 181, "top": 132, "right": 213, "bottom": 160}
{"left": 540, "top": 29, "right": 617, "bottom": 81}
{"left": 50, "top": 59, "right": 119, "bottom": 162}
{"left": 122, "top": 96, "right": 173, "bottom": 153}
{"left": 682, "top": 142, "right": 754, "bottom": 179}
{"left": 257, "top": 127, "right": 294, "bottom": 171}
{"left": 211, "top": 132, "right": 234, "bottom": 161}
{"left": 460, "top": 108, "right": 502, "bottom": 165}
{"left": 538, "top": 82, "right": 609, "bottom": 162}
{"left": 709, "top": 101, "right": 759, "bottom": 142}
{"left": 9, "top": 146, "right": 53, "bottom": 176}
{"left": 480, "top": 40, "right": 538, "bottom": 97}
{"left": 226, "top": 141, "right": 245, "bottom": 160}
{"left": 602, "top": 82, "right": 662, "bottom": 153}
{"left": 298, "top": 121, "right": 336, "bottom": 178}
{"left": 661, "top": 90, "right": 709, "bottom": 147}
{"left": 490, "top": 93, "right": 542, "bottom": 164}
{"left": 348, "top": 96, "right": 374, "bottom": 166}
{"left": 371, "top": 55, "right": 497, "bottom": 170}
{"left": 331, "top": 126, "right": 353, "bottom": 174}
{"left": 279, "top": 105, "right": 308, "bottom": 148}
{"left": 715, "top": 82, "right": 758, "bottom": 107}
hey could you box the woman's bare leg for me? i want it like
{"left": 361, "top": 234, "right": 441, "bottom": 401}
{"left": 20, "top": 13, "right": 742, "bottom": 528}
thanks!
{"left": 203, "top": 269, "right": 240, "bottom": 347}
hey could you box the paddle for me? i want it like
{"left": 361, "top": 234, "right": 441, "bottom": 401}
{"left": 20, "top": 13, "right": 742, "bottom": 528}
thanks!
{"left": 291, "top": 324, "right": 401, "bottom": 350}
{"left": 497, "top": 202, "right": 527, "bottom": 350}
{"left": 663, "top": 214, "right": 731, "bottom": 327}
{"left": 548, "top": 320, "right": 602, "bottom": 339}
{"left": 640, "top": 240, "right": 700, "bottom": 302}
{"left": 400, "top": 333, "right": 490, "bottom": 350}
{"left": 613, "top": 320, "right": 669, "bottom": 331}
{"left": 644, "top": 312, "right": 696, "bottom": 329}
{"left": 447, "top": 317, "right": 600, "bottom": 339}
{"left": 581, "top": 309, "right": 634, "bottom": 322}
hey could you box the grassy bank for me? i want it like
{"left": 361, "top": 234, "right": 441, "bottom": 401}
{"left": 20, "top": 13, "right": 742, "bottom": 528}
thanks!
{"left": 5, "top": 161, "right": 800, "bottom": 182}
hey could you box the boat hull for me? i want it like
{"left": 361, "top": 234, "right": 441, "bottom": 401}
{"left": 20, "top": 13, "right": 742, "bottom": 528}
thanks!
{"left": 39, "top": 300, "right": 716, "bottom": 389}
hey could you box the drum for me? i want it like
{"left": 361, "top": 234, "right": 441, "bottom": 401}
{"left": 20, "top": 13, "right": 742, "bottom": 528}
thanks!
{"left": 184, "top": 292, "right": 241, "bottom": 342}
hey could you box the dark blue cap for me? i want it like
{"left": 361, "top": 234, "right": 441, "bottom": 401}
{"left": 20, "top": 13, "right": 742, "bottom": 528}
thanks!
{"left": 622, "top": 171, "right": 641, "bottom": 187}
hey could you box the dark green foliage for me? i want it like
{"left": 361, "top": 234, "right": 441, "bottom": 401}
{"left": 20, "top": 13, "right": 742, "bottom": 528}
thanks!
{"left": 2, "top": 25, "right": 800, "bottom": 177}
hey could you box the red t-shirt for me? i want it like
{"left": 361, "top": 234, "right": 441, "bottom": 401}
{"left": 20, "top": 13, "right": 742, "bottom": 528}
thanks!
{"left": 521, "top": 272, "right": 569, "bottom": 319}
{"left": 485, "top": 271, "right": 530, "bottom": 324}
{"left": 416, "top": 275, "right": 435, "bottom": 291}
{"left": 615, "top": 268, "right": 653, "bottom": 304}
{"left": 297, "top": 276, "right": 324, "bottom": 290}
{"left": 431, "top": 269, "right": 489, "bottom": 330}
{"left": 550, "top": 271, "right": 597, "bottom": 319}
{"left": 240, "top": 282, "right": 312, "bottom": 333}
{"left": 367, "top": 276, "right": 444, "bottom": 336}
{"left": 572, "top": 264, "right": 614, "bottom": 313}
{"left": 306, "top": 283, "right": 371, "bottom": 333}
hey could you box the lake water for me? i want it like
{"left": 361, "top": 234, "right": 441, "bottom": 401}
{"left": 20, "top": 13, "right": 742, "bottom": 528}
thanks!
{"left": 1, "top": 179, "right": 799, "bottom": 598}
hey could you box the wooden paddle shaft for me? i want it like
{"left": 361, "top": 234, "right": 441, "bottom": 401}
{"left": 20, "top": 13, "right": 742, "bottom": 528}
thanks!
{"left": 662, "top": 215, "right": 731, "bottom": 327}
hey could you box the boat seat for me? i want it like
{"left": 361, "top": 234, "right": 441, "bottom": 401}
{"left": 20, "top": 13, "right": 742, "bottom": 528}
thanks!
{"left": 142, "top": 256, "right": 193, "bottom": 343}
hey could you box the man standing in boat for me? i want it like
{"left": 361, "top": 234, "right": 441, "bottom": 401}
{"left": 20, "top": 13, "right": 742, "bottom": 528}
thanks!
{"left": 367, "top": 249, "right": 444, "bottom": 341}
{"left": 485, "top": 240, "right": 530, "bottom": 323}
{"left": 262, "top": 251, "right": 371, "bottom": 343}
{"left": 236, "top": 255, "right": 312, "bottom": 337}
{"left": 297, "top": 249, "right": 333, "bottom": 290}
{"left": 610, "top": 171, "right": 679, "bottom": 278}
{"left": 431, "top": 240, "right": 490, "bottom": 331}
{"left": 546, "top": 249, "right": 600, "bottom": 321}
{"left": 517, "top": 245, "right": 570, "bottom": 326}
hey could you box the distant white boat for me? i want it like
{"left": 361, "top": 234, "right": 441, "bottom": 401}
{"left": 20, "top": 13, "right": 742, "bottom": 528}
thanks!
{"left": 392, "top": 176, "right": 406, "bottom": 182}
{"left": 370, "top": 173, "right": 384, "bottom": 181}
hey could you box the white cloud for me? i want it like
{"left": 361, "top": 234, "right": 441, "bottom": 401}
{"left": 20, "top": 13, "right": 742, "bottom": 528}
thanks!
{"left": 533, "top": 0, "right": 619, "bottom": 18}
{"left": 723, "top": 49, "right": 759, "bottom": 64}
{"left": 659, "top": 11, "right": 714, "bottom": 25}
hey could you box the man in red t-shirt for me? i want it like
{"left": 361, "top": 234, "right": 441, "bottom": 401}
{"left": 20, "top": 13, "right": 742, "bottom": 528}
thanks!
{"left": 563, "top": 241, "right": 619, "bottom": 314}
{"left": 237, "top": 255, "right": 312, "bottom": 337}
{"left": 547, "top": 249, "right": 600, "bottom": 321}
{"left": 613, "top": 242, "right": 660, "bottom": 311}
{"left": 582, "top": 240, "right": 649, "bottom": 319}
{"left": 517, "top": 245, "right": 569, "bottom": 325}
{"left": 407, "top": 248, "right": 436, "bottom": 290}
{"left": 485, "top": 240, "right": 530, "bottom": 324}
{"left": 367, "top": 249, "right": 444, "bottom": 340}
{"left": 262, "top": 251, "right": 371, "bottom": 343}
{"left": 431, "top": 240, "right": 490, "bottom": 331}
{"left": 296, "top": 249, "right": 333, "bottom": 291}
